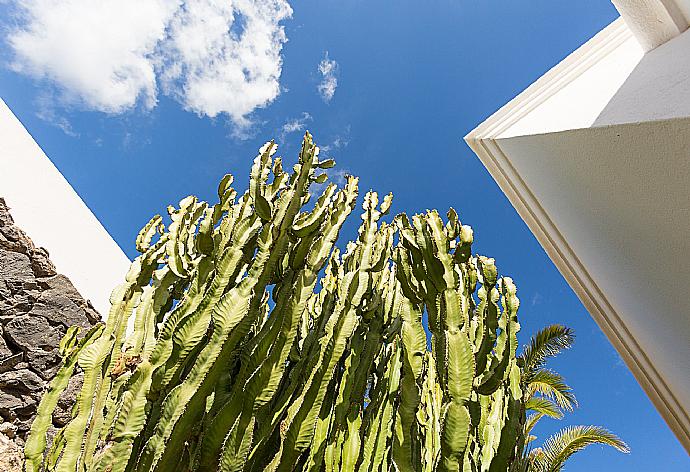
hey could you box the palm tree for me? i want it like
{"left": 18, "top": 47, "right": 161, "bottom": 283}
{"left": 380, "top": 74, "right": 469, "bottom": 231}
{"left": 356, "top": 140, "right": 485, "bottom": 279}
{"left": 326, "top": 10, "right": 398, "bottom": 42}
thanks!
{"left": 513, "top": 325, "right": 630, "bottom": 471}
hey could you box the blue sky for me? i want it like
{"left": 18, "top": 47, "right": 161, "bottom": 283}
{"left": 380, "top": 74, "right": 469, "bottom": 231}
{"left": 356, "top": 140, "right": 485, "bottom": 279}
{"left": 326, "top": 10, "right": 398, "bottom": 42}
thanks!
{"left": 1, "top": 0, "right": 688, "bottom": 468}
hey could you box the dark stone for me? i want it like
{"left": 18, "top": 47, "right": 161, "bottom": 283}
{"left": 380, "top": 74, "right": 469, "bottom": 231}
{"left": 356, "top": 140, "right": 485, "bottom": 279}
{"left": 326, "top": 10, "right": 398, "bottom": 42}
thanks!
{"left": 0, "top": 226, "right": 24, "bottom": 246}
{"left": 0, "top": 250, "right": 35, "bottom": 290}
{"left": 84, "top": 303, "right": 101, "bottom": 325}
{"left": 5, "top": 315, "right": 63, "bottom": 352}
{"left": 0, "top": 421, "right": 17, "bottom": 439}
{"left": 0, "top": 200, "right": 13, "bottom": 228}
{"left": 0, "top": 328, "right": 12, "bottom": 360}
{"left": 29, "top": 291, "right": 92, "bottom": 330}
{"left": 0, "top": 391, "right": 35, "bottom": 419}
{"left": 25, "top": 349, "right": 62, "bottom": 381}
{"left": 0, "top": 292, "right": 35, "bottom": 318}
{"left": 0, "top": 354, "right": 23, "bottom": 374}
{"left": 0, "top": 369, "right": 44, "bottom": 395}
{"left": 0, "top": 281, "right": 10, "bottom": 300}
{"left": 36, "top": 275, "right": 80, "bottom": 299}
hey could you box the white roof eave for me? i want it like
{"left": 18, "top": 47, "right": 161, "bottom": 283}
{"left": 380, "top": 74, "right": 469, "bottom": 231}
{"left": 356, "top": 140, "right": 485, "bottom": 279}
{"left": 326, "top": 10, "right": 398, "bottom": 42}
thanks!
{"left": 465, "top": 13, "right": 690, "bottom": 452}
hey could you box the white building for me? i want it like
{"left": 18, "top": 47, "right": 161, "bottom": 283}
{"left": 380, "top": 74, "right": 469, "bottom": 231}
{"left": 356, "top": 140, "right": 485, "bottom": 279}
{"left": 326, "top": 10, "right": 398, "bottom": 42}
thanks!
{"left": 0, "top": 98, "right": 131, "bottom": 315}
{"left": 466, "top": 0, "right": 690, "bottom": 452}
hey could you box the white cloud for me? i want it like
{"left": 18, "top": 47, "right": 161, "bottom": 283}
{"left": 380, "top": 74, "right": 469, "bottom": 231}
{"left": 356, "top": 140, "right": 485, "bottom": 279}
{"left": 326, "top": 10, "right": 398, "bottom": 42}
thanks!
{"left": 531, "top": 292, "right": 543, "bottom": 307}
{"left": 319, "top": 125, "right": 350, "bottom": 153}
{"left": 7, "top": 0, "right": 292, "bottom": 129}
{"left": 34, "top": 95, "right": 79, "bottom": 137}
{"left": 325, "top": 168, "right": 349, "bottom": 188}
{"left": 279, "top": 111, "right": 311, "bottom": 141}
{"left": 317, "top": 52, "right": 338, "bottom": 103}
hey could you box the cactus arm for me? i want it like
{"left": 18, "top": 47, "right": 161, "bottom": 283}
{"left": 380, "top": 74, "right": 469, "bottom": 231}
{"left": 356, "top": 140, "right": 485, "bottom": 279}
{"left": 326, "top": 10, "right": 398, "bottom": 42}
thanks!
{"left": 90, "top": 244, "right": 242, "bottom": 471}
{"left": 273, "top": 191, "right": 385, "bottom": 470}
{"left": 359, "top": 342, "right": 402, "bottom": 472}
{"left": 219, "top": 416, "right": 256, "bottom": 472}
{"left": 393, "top": 288, "right": 426, "bottom": 472}
{"left": 136, "top": 214, "right": 163, "bottom": 253}
{"left": 140, "top": 230, "right": 271, "bottom": 472}
{"left": 418, "top": 353, "right": 443, "bottom": 472}
{"left": 55, "top": 260, "right": 148, "bottom": 472}
{"left": 275, "top": 300, "right": 359, "bottom": 471}
{"left": 439, "top": 330, "right": 474, "bottom": 470}
{"left": 24, "top": 324, "right": 104, "bottom": 472}
{"left": 476, "top": 277, "right": 520, "bottom": 395}
{"left": 305, "top": 378, "right": 340, "bottom": 472}
{"left": 340, "top": 408, "right": 363, "bottom": 472}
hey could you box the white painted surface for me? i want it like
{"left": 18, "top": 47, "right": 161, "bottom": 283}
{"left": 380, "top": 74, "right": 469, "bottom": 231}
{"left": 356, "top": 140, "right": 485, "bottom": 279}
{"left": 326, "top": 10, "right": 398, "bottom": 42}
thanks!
{"left": 465, "top": 13, "right": 690, "bottom": 451}
{"left": 595, "top": 26, "right": 690, "bottom": 125}
{"left": 467, "top": 117, "right": 690, "bottom": 452}
{"left": 496, "top": 20, "right": 644, "bottom": 139}
{"left": 0, "top": 98, "right": 130, "bottom": 316}
{"left": 497, "top": 120, "right": 690, "bottom": 435}
{"left": 612, "top": 0, "right": 690, "bottom": 51}
{"left": 490, "top": 14, "right": 690, "bottom": 139}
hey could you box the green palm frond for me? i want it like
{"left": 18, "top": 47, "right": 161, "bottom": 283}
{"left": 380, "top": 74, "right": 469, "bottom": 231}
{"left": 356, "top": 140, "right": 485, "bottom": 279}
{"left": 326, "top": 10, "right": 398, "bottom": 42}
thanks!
{"left": 524, "top": 413, "right": 544, "bottom": 438}
{"left": 519, "top": 325, "right": 574, "bottom": 378}
{"left": 533, "top": 425, "right": 630, "bottom": 472}
{"left": 524, "top": 397, "right": 563, "bottom": 419}
{"left": 526, "top": 369, "right": 577, "bottom": 411}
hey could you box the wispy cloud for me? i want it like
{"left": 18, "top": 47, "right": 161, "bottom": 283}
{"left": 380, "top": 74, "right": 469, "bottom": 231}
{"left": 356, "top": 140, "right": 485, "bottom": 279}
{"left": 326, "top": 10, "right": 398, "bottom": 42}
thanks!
{"left": 325, "top": 168, "right": 350, "bottom": 188}
{"left": 34, "top": 95, "right": 79, "bottom": 137}
{"left": 317, "top": 52, "right": 338, "bottom": 103}
{"left": 531, "top": 292, "right": 543, "bottom": 307}
{"left": 6, "top": 0, "right": 293, "bottom": 132}
{"left": 279, "top": 112, "right": 312, "bottom": 142}
{"left": 320, "top": 130, "right": 350, "bottom": 154}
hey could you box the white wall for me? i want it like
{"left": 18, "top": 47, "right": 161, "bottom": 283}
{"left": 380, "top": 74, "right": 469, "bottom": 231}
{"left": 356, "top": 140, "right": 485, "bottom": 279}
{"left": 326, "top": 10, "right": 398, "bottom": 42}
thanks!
{"left": 595, "top": 26, "right": 690, "bottom": 125}
{"left": 0, "top": 99, "right": 131, "bottom": 316}
{"left": 496, "top": 20, "right": 644, "bottom": 139}
{"left": 465, "top": 15, "right": 690, "bottom": 449}
{"left": 495, "top": 8, "right": 690, "bottom": 139}
{"left": 496, "top": 119, "right": 690, "bottom": 423}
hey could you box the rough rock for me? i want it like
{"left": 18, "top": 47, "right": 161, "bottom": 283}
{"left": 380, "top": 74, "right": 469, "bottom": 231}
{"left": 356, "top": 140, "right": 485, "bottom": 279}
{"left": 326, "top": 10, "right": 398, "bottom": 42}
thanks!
{"left": 0, "top": 327, "right": 13, "bottom": 360}
{"left": 5, "top": 315, "right": 63, "bottom": 352}
{"left": 0, "top": 369, "right": 45, "bottom": 395}
{"left": 0, "top": 431, "right": 23, "bottom": 472}
{"left": 0, "top": 249, "right": 35, "bottom": 290}
{"left": 30, "top": 247, "right": 56, "bottom": 277}
{"left": 0, "top": 197, "right": 101, "bottom": 456}
{"left": 0, "top": 389, "right": 36, "bottom": 419}
{"left": 25, "top": 349, "right": 62, "bottom": 381}
{"left": 0, "top": 421, "right": 17, "bottom": 438}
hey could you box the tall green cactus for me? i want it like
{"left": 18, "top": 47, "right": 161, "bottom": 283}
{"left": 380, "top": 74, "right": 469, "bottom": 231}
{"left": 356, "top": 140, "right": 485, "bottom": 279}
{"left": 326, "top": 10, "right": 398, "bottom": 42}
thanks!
{"left": 26, "top": 133, "right": 524, "bottom": 471}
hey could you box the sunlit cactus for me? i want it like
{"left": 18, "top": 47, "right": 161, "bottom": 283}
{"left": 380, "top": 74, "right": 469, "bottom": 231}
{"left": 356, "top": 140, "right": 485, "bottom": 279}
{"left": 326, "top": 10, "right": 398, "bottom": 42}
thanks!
{"left": 25, "top": 133, "right": 524, "bottom": 472}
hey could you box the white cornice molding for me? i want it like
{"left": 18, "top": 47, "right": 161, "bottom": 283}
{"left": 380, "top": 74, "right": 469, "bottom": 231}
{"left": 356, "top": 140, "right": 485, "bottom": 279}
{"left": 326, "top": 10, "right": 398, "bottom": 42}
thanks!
{"left": 469, "top": 18, "right": 635, "bottom": 140}
{"left": 465, "top": 17, "right": 690, "bottom": 452}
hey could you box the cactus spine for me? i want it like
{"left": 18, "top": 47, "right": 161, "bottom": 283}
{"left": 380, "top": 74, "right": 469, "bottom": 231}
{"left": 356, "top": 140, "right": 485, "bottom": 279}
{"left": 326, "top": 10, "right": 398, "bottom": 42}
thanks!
{"left": 26, "top": 133, "right": 523, "bottom": 471}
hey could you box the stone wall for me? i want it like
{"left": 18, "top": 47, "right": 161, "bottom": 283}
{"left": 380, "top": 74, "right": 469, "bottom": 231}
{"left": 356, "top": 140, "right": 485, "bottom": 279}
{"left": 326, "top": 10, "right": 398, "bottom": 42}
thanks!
{"left": 0, "top": 197, "right": 99, "bottom": 449}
